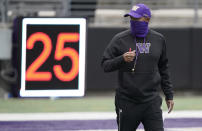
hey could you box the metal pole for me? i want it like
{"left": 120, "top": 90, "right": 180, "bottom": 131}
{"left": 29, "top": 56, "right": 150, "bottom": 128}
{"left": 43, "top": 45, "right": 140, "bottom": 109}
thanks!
{"left": 4, "top": 0, "right": 8, "bottom": 23}
{"left": 131, "top": 0, "right": 136, "bottom": 6}
{"left": 61, "top": 0, "right": 71, "bottom": 17}
{"left": 0, "top": 0, "right": 6, "bottom": 23}
{"left": 66, "top": 0, "right": 71, "bottom": 17}
{"left": 0, "top": 1, "right": 2, "bottom": 23}
{"left": 194, "top": 0, "right": 199, "bottom": 25}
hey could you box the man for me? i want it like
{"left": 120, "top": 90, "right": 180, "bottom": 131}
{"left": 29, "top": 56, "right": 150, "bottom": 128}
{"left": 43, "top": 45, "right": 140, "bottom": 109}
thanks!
{"left": 101, "top": 3, "right": 174, "bottom": 131}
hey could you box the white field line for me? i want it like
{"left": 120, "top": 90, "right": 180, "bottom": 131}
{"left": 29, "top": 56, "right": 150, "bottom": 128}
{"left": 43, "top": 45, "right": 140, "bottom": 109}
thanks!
{"left": 61, "top": 128, "right": 202, "bottom": 131}
{"left": 165, "top": 128, "right": 202, "bottom": 131}
{"left": 0, "top": 111, "right": 202, "bottom": 121}
{"left": 60, "top": 130, "right": 142, "bottom": 131}
{"left": 163, "top": 110, "right": 202, "bottom": 118}
{"left": 0, "top": 112, "right": 115, "bottom": 121}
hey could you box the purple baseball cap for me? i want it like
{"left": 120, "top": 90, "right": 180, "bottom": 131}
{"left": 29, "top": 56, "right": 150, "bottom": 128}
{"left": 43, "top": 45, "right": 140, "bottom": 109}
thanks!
{"left": 124, "top": 3, "right": 151, "bottom": 18}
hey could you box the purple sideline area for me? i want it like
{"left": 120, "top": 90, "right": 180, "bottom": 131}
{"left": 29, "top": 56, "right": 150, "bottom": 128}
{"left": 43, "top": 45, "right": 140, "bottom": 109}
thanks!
{"left": 0, "top": 118, "right": 202, "bottom": 131}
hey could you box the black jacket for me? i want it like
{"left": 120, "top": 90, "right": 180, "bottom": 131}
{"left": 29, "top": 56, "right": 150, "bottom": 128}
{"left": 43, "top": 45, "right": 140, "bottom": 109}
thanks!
{"left": 101, "top": 29, "right": 173, "bottom": 103}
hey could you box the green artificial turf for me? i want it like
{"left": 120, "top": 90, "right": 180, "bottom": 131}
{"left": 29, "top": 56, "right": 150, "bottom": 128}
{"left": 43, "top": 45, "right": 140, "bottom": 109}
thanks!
{"left": 0, "top": 95, "right": 201, "bottom": 113}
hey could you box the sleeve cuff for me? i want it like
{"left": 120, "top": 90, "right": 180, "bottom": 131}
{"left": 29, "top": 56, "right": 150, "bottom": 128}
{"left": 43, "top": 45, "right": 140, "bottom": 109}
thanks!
{"left": 114, "top": 55, "right": 126, "bottom": 65}
{"left": 165, "top": 94, "right": 173, "bottom": 100}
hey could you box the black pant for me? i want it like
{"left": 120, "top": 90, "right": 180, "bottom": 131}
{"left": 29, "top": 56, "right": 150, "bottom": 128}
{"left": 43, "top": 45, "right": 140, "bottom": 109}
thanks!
{"left": 115, "top": 95, "right": 164, "bottom": 131}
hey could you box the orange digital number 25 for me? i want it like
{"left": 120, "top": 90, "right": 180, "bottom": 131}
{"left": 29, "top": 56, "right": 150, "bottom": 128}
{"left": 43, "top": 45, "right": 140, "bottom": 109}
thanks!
{"left": 26, "top": 32, "right": 79, "bottom": 82}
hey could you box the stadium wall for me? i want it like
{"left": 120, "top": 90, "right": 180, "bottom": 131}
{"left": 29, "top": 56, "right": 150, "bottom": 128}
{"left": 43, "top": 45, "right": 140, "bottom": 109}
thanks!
{"left": 86, "top": 27, "right": 201, "bottom": 91}
{"left": 1, "top": 27, "right": 201, "bottom": 95}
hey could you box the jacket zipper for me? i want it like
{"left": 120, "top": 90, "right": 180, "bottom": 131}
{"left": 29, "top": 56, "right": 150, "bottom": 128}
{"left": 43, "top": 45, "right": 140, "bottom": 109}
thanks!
{"left": 119, "top": 109, "right": 122, "bottom": 131}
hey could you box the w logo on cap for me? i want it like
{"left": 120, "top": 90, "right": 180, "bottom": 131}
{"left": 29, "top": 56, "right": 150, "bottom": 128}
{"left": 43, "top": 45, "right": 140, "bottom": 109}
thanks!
{"left": 132, "top": 6, "right": 140, "bottom": 11}
{"left": 124, "top": 4, "right": 151, "bottom": 18}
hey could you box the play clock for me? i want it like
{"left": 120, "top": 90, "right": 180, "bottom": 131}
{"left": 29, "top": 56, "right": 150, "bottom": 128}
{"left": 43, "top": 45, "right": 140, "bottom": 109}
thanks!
{"left": 19, "top": 18, "right": 86, "bottom": 97}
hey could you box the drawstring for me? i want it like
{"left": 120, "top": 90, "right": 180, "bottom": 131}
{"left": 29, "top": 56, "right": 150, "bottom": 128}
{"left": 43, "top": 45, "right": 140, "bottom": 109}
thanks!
{"left": 118, "top": 109, "right": 122, "bottom": 131}
{"left": 131, "top": 37, "right": 146, "bottom": 72}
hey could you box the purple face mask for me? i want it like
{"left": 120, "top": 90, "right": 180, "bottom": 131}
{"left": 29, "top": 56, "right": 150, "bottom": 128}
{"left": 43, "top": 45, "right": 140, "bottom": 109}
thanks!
{"left": 130, "top": 20, "right": 149, "bottom": 37}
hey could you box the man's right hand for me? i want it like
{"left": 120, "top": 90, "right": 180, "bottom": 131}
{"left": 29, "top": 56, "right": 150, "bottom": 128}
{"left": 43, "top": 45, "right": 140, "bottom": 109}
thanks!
{"left": 123, "top": 50, "right": 136, "bottom": 62}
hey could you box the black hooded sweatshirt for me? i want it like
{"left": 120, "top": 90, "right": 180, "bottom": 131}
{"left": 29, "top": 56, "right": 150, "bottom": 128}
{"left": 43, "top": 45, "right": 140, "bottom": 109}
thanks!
{"left": 101, "top": 29, "right": 173, "bottom": 103}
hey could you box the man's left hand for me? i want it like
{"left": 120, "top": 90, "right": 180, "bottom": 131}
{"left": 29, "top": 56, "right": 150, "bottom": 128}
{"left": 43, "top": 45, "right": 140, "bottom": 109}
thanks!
{"left": 166, "top": 100, "right": 174, "bottom": 113}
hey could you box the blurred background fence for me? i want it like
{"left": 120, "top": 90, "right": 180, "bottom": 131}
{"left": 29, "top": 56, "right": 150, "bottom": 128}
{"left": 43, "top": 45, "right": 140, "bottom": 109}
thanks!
{"left": 1, "top": 0, "right": 202, "bottom": 26}
{"left": 0, "top": 0, "right": 202, "bottom": 97}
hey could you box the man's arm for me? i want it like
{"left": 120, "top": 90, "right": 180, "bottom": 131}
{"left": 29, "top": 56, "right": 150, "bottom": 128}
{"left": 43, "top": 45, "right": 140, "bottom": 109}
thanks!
{"left": 158, "top": 38, "right": 174, "bottom": 113}
{"left": 101, "top": 37, "right": 126, "bottom": 72}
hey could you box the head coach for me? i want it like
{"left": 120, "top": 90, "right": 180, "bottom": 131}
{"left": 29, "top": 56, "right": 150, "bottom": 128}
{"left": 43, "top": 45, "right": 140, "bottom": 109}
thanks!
{"left": 101, "top": 3, "right": 174, "bottom": 131}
